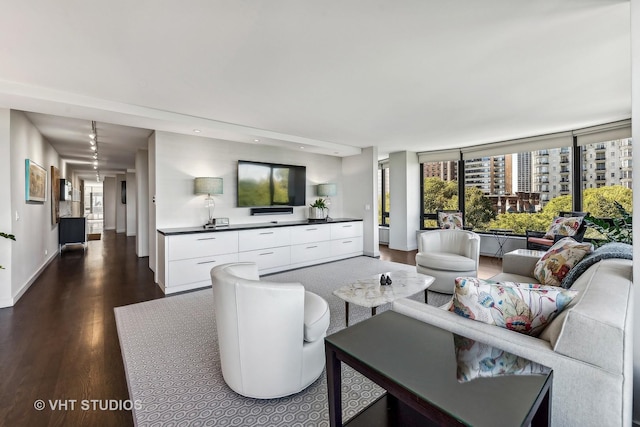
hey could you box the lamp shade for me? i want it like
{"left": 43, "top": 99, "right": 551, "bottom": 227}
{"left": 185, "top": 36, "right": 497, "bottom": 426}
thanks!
{"left": 194, "top": 177, "right": 223, "bottom": 195}
{"left": 317, "top": 183, "right": 337, "bottom": 197}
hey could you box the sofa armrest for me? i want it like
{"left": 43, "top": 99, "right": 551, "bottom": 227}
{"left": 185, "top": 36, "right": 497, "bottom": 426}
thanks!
{"left": 500, "top": 249, "right": 544, "bottom": 277}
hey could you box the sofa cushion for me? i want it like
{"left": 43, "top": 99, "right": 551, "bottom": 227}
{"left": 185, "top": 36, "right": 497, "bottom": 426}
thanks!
{"left": 303, "top": 291, "right": 330, "bottom": 342}
{"left": 533, "top": 238, "right": 592, "bottom": 287}
{"left": 449, "top": 277, "right": 577, "bottom": 337}
{"left": 543, "top": 216, "right": 584, "bottom": 239}
{"left": 415, "top": 252, "right": 475, "bottom": 272}
{"left": 454, "top": 334, "right": 549, "bottom": 383}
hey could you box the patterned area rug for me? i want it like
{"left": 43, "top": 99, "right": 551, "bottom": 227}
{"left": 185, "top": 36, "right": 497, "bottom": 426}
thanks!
{"left": 115, "top": 256, "right": 449, "bottom": 426}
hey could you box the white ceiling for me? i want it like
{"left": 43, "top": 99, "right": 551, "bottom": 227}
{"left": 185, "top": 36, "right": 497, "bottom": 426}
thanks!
{"left": 0, "top": 0, "right": 631, "bottom": 180}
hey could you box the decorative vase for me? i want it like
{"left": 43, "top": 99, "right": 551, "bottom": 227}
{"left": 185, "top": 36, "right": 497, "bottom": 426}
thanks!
{"left": 309, "top": 207, "right": 325, "bottom": 220}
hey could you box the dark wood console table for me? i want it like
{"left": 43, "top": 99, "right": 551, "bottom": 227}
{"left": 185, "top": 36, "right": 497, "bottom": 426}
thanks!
{"left": 325, "top": 311, "right": 552, "bottom": 426}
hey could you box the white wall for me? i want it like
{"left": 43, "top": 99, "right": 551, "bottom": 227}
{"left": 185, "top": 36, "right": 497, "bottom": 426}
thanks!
{"left": 388, "top": 151, "right": 420, "bottom": 251}
{"left": 342, "top": 146, "right": 379, "bottom": 257}
{"left": 135, "top": 149, "right": 149, "bottom": 257}
{"left": 631, "top": 0, "right": 639, "bottom": 424}
{"left": 0, "top": 109, "right": 12, "bottom": 304}
{"left": 153, "top": 131, "right": 343, "bottom": 230}
{"left": 3, "top": 110, "right": 61, "bottom": 307}
{"left": 116, "top": 173, "right": 126, "bottom": 233}
{"left": 126, "top": 171, "right": 136, "bottom": 236}
{"left": 103, "top": 177, "right": 116, "bottom": 230}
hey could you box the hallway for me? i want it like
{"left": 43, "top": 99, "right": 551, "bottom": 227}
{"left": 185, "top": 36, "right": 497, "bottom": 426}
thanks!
{"left": 0, "top": 231, "right": 164, "bottom": 426}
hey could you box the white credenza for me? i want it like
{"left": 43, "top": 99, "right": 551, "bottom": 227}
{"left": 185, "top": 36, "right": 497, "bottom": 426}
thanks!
{"left": 157, "top": 219, "right": 363, "bottom": 294}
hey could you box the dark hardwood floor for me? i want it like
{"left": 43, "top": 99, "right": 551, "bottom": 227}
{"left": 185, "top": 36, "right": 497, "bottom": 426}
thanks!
{"left": 0, "top": 231, "right": 164, "bottom": 427}
{"left": 0, "top": 234, "right": 501, "bottom": 426}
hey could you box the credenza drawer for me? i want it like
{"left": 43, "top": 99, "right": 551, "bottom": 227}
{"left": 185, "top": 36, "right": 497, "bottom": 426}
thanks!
{"left": 238, "top": 246, "right": 291, "bottom": 271}
{"left": 291, "top": 241, "right": 331, "bottom": 264}
{"left": 168, "top": 231, "right": 239, "bottom": 260}
{"left": 330, "top": 222, "right": 363, "bottom": 240}
{"left": 331, "top": 237, "right": 363, "bottom": 256}
{"left": 290, "top": 224, "right": 331, "bottom": 245}
{"left": 238, "top": 228, "right": 291, "bottom": 251}
{"left": 168, "top": 252, "right": 239, "bottom": 287}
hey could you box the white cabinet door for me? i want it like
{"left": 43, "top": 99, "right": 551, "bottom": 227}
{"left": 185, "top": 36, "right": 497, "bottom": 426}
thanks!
{"left": 168, "top": 252, "right": 239, "bottom": 287}
{"left": 330, "top": 222, "right": 363, "bottom": 240}
{"left": 290, "top": 241, "right": 331, "bottom": 265}
{"left": 238, "top": 245, "right": 291, "bottom": 271}
{"left": 168, "top": 231, "right": 239, "bottom": 260}
{"left": 290, "top": 224, "right": 331, "bottom": 245}
{"left": 331, "top": 237, "right": 364, "bottom": 257}
{"left": 238, "top": 228, "right": 291, "bottom": 252}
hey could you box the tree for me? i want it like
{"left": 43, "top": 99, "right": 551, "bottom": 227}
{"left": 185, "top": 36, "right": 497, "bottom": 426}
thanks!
{"left": 464, "top": 187, "right": 495, "bottom": 230}
{"left": 422, "top": 177, "right": 457, "bottom": 212}
{"left": 583, "top": 186, "right": 632, "bottom": 218}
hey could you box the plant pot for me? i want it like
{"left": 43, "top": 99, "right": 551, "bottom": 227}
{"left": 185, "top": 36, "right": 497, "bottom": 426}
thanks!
{"left": 309, "top": 207, "right": 326, "bottom": 220}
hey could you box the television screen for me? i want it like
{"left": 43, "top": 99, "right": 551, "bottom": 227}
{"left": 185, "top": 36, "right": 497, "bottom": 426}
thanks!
{"left": 237, "top": 161, "right": 306, "bottom": 207}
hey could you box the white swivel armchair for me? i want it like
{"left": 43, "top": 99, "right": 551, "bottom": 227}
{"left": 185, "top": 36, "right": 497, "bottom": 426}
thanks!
{"left": 415, "top": 229, "right": 481, "bottom": 294}
{"left": 210, "top": 262, "right": 330, "bottom": 399}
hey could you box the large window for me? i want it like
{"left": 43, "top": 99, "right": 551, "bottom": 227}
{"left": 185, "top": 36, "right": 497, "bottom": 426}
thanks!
{"left": 420, "top": 161, "right": 458, "bottom": 228}
{"left": 579, "top": 138, "right": 633, "bottom": 238}
{"left": 419, "top": 121, "right": 632, "bottom": 235}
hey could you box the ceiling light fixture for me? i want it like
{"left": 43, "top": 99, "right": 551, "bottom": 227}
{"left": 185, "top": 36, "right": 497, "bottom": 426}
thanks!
{"left": 193, "top": 129, "right": 201, "bottom": 133}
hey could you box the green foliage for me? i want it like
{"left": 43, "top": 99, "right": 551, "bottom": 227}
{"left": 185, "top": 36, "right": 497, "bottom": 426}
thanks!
{"left": 583, "top": 186, "right": 632, "bottom": 218}
{"left": 488, "top": 212, "right": 548, "bottom": 234}
{"left": 464, "top": 187, "right": 496, "bottom": 230}
{"left": 310, "top": 198, "right": 327, "bottom": 209}
{"left": 1, "top": 232, "right": 16, "bottom": 270}
{"left": 422, "top": 177, "right": 457, "bottom": 212}
{"left": 584, "top": 201, "right": 632, "bottom": 247}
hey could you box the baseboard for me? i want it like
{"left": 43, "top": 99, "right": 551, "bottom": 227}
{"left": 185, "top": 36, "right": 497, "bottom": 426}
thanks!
{"left": 104, "top": 226, "right": 115, "bottom": 230}
{"left": 1, "top": 251, "right": 57, "bottom": 308}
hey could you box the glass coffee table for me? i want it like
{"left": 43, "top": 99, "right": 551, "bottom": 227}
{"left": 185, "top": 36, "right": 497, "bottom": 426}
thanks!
{"left": 332, "top": 271, "right": 435, "bottom": 326}
{"left": 325, "top": 311, "right": 552, "bottom": 426}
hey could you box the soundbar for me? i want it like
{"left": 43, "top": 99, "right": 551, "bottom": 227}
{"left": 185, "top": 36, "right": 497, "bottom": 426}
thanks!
{"left": 250, "top": 206, "right": 294, "bottom": 216}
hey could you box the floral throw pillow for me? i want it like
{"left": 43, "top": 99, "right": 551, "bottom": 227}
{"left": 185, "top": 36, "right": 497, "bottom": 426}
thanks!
{"left": 454, "top": 334, "right": 550, "bottom": 383}
{"left": 543, "top": 216, "right": 584, "bottom": 239}
{"left": 449, "top": 277, "right": 577, "bottom": 337}
{"left": 533, "top": 237, "right": 593, "bottom": 287}
{"left": 438, "top": 212, "right": 463, "bottom": 229}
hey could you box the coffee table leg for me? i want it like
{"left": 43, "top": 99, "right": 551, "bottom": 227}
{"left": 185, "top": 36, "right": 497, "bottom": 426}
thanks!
{"left": 372, "top": 306, "right": 376, "bottom": 316}
{"left": 424, "top": 289, "right": 429, "bottom": 304}
{"left": 325, "top": 346, "right": 342, "bottom": 427}
{"left": 345, "top": 301, "right": 349, "bottom": 327}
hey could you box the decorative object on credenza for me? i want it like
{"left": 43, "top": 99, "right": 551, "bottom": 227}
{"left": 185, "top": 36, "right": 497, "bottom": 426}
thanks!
{"left": 317, "top": 183, "right": 337, "bottom": 220}
{"left": 309, "top": 198, "right": 327, "bottom": 220}
{"left": 194, "top": 177, "right": 224, "bottom": 228}
{"left": 25, "top": 159, "right": 46, "bottom": 203}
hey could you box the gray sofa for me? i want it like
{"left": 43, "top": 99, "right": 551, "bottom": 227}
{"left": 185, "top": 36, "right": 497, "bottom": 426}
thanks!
{"left": 393, "top": 249, "right": 633, "bottom": 426}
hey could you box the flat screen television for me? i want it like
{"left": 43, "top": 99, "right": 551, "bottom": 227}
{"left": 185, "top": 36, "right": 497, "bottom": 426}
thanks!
{"left": 237, "top": 160, "right": 306, "bottom": 207}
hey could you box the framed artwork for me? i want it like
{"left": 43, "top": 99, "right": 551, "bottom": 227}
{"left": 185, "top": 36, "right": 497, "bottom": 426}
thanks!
{"left": 121, "top": 181, "right": 127, "bottom": 204}
{"left": 25, "top": 159, "right": 46, "bottom": 203}
{"left": 51, "top": 166, "right": 60, "bottom": 224}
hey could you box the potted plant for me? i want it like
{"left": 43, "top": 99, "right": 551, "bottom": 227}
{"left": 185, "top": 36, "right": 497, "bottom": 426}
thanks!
{"left": 309, "top": 199, "right": 327, "bottom": 220}
{"left": 1, "top": 232, "right": 16, "bottom": 269}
